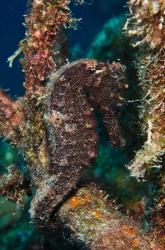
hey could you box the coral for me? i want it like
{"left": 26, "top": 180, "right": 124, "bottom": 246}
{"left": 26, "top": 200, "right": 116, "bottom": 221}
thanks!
{"left": 125, "top": 0, "right": 165, "bottom": 243}
{"left": 0, "top": 166, "right": 29, "bottom": 206}
{"left": 58, "top": 185, "right": 164, "bottom": 249}
{"left": 0, "top": 90, "right": 24, "bottom": 143}
{"left": 126, "top": 0, "right": 165, "bottom": 49}
{"left": 21, "top": 0, "right": 72, "bottom": 92}
{"left": 125, "top": 0, "right": 165, "bottom": 178}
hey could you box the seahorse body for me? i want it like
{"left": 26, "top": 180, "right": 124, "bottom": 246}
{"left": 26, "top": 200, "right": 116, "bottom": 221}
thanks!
{"left": 30, "top": 60, "right": 126, "bottom": 226}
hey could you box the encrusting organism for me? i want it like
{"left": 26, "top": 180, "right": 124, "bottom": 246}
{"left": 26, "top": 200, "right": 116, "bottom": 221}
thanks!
{"left": 125, "top": 0, "right": 165, "bottom": 242}
{"left": 21, "top": 0, "right": 72, "bottom": 92}
{"left": 58, "top": 184, "right": 165, "bottom": 250}
{"left": 0, "top": 0, "right": 165, "bottom": 249}
{"left": 125, "top": 0, "right": 165, "bottom": 178}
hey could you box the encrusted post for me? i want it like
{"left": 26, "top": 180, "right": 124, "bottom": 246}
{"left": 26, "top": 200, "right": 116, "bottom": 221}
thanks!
{"left": 125, "top": 0, "right": 165, "bottom": 242}
{"left": 125, "top": 0, "right": 165, "bottom": 178}
{"left": 58, "top": 185, "right": 164, "bottom": 249}
{"left": 21, "top": 0, "right": 71, "bottom": 92}
{"left": 0, "top": 90, "right": 24, "bottom": 144}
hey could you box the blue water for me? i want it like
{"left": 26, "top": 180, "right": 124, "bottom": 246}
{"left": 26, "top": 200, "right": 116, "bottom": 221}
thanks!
{"left": 0, "top": 0, "right": 27, "bottom": 96}
{"left": 0, "top": 0, "right": 126, "bottom": 97}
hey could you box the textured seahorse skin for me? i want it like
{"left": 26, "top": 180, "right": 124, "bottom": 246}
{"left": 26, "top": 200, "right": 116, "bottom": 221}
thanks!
{"left": 45, "top": 59, "right": 126, "bottom": 174}
{"left": 30, "top": 59, "right": 126, "bottom": 226}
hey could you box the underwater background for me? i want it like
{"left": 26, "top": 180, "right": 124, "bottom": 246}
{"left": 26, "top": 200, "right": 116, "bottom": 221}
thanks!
{"left": 0, "top": 1, "right": 154, "bottom": 249}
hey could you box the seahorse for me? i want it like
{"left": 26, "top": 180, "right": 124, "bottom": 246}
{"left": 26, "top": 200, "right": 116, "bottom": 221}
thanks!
{"left": 29, "top": 59, "right": 126, "bottom": 226}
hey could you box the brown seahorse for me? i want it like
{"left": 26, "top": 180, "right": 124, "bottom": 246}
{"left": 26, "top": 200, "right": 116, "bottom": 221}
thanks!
{"left": 29, "top": 59, "right": 126, "bottom": 226}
